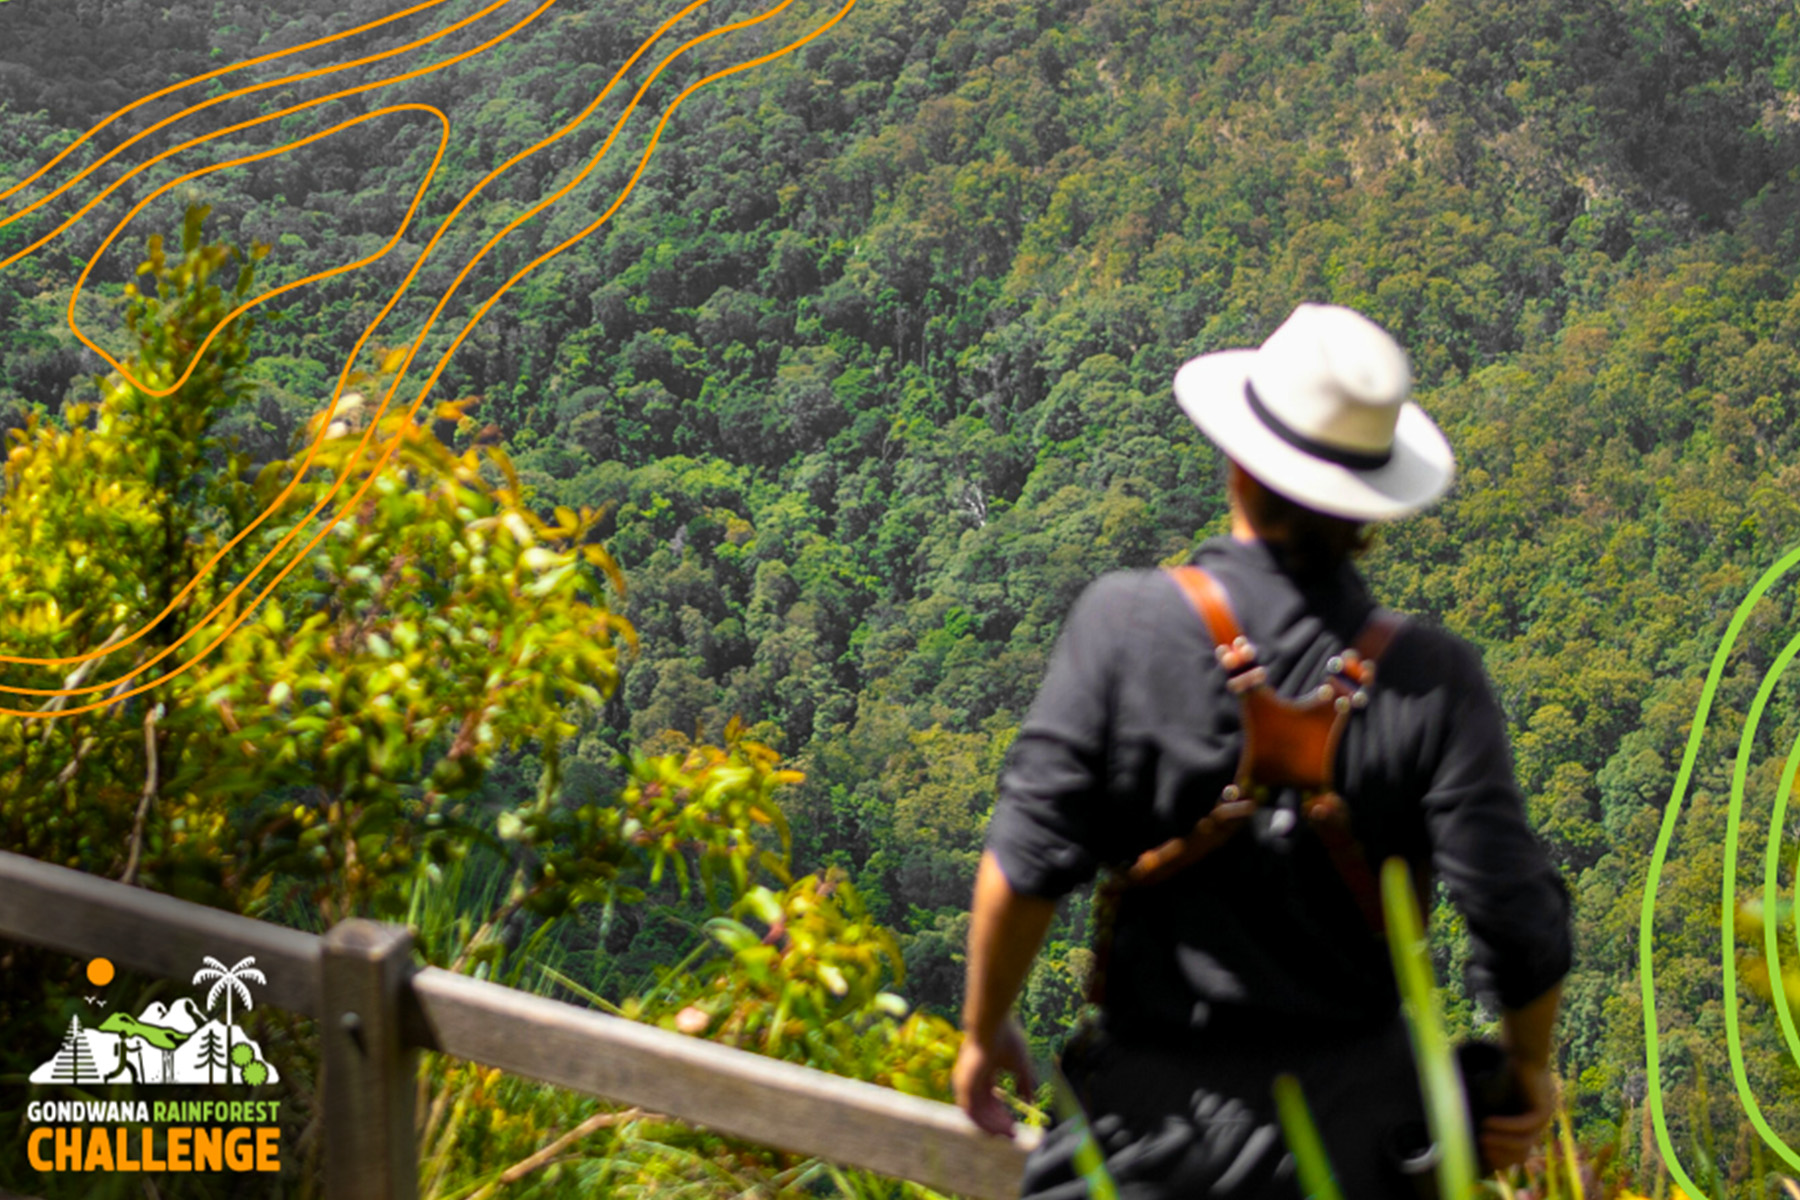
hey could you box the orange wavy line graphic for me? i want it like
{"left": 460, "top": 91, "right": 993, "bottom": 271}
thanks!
{"left": 1, "top": 0, "right": 559, "bottom": 291}
{"left": 0, "top": 0, "right": 744, "bottom": 692}
{"left": 62, "top": 104, "right": 451, "bottom": 400}
{"left": 0, "top": 0, "right": 457, "bottom": 209}
{"left": 0, "top": 0, "right": 507, "bottom": 232}
{"left": 2, "top": 0, "right": 718, "bottom": 696}
{"left": 1, "top": 0, "right": 860, "bottom": 717}
{"left": 0, "top": 0, "right": 569, "bottom": 678}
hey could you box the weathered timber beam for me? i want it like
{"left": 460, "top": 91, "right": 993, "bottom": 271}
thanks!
{"left": 407, "top": 966, "right": 1037, "bottom": 1200}
{"left": 0, "top": 850, "right": 320, "bottom": 1017}
{"left": 0, "top": 852, "right": 1037, "bottom": 1199}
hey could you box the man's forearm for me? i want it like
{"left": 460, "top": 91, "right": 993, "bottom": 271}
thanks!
{"left": 1500, "top": 979, "right": 1562, "bottom": 1069}
{"left": 962, "top": 849, "right": 1058, "bottom": 1044}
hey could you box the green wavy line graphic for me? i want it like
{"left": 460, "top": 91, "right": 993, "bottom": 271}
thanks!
{"left": 1641, "top": 541, "right": 1800, "bottom": 1198}
{"left": 1723, "top": 625, "right": 1800, "bottom": 1171}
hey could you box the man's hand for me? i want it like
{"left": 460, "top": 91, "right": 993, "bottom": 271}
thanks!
{"left": 1483, "top": 980, "right": 1562, "bottom": 1174}
{"left": 959, "top": 853, "right": 1056, "bottom": 1136}
{"left": 1478, "top": 1058, "right": 1554, "bottom": 1174}
{"left": 954, "top": 1015, "right": 1036, "bottom": 1137}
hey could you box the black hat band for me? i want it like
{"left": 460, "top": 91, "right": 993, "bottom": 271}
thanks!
{"left": 1244, "top": 379, "right": 1393, "bottom": 471}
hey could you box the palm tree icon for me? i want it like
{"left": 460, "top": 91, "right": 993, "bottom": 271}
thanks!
{"left": 192, "top": 956, "right": 266, "bottom": 1081}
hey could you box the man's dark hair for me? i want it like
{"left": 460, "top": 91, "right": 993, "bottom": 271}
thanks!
{"left": 1239, "top": 474, "right": 1374, "bottom": 578}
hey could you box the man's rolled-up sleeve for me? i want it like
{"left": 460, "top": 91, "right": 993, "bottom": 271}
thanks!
{"left": 984, "top": 575, "right": 1125, "bottom": 900}
{"left": 1424, "top": 638, "right": 1574, "bottom": 1011}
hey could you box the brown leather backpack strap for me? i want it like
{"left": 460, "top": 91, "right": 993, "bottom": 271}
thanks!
{"left": 1305, "top": 605, "right": 1413, "bottom": 936}
{"left": 1335, "top": 607, "right": 1407, "bottom": 689}
{"left": 1354, "top": 609, "right": 1406, "bottom": 661}
{"left": 1306, "top": 798, "right": 1433, "bottom": 940}
{"left": 1130, "top": 567, "right": 1261, "bottom": 881}
{"left": 1125, "top": 796, "right": 1259, "bottom": 887}
{"left": 1303, "top": 793, "right": 1387, "bottom": 935}
{"left": 1166, "top": 565, "right": 1245, "bottom": 655}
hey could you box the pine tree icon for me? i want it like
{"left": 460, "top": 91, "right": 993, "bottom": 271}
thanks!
{"left": 196, "top": 1026, "right": 228, "bottom": 1085}
{"left": 48, "top": 1017, "right": 100, "bottom": 1084}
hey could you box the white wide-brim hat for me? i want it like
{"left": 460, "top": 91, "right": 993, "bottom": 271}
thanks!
{"left": 1172, "top": 303, "right": 1454, "bottom": 521}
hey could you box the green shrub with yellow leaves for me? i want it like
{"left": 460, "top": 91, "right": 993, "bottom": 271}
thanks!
{"left": 0, "top": 207, "right": 966, "bottom": 1200}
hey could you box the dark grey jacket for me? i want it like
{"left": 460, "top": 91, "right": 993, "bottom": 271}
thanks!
{"left": 986, "top": 535, "right": 1572, "bottom": 1039}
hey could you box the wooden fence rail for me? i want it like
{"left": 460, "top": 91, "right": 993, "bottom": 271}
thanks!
{"left": 0, "top": 851, "right": 1036, "bottom": 1200}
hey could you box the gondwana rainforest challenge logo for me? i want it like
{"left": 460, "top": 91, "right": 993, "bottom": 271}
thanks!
{"left": 23, "top": 955, "right": 283, "bottom": 1174}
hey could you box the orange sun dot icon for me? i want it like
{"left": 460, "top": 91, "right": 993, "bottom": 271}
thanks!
{"left": 86, "top": 958, "right": 114, "bottom": 987}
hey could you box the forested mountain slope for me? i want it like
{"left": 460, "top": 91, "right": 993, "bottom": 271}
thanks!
{"left": 4, "top": 0, "right": 1800, "bottom": 1189}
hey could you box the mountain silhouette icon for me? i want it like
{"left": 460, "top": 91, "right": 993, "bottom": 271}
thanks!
{"left": 29, "top": 961, "right": 278, "bottom": 1085}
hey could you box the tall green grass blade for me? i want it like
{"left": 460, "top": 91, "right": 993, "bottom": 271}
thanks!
{"left": 538, "top": 962, "right": 629, "bottom": 1015}
{"left": 1272, "top": 1072, "right": 1347, "bottom": 1200}
{"left": 1558, "top": 1106, "right": 1585, "bottom": 1200}
{"left": 1049, "top": 1063, "right": 1121, "bottom": 1200}
{"left": 1382, "top": 856, "right": 1476, "bottom": 1200}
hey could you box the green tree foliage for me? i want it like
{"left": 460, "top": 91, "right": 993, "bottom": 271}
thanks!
{"left": 0, "top": 211, "right": 969, "bottom": 1198}
{"left": 6, "top": 0, "right": 1800, "bottom": 1189}
{"left": 1, "top": 205, "right": 265, "bottom": 891}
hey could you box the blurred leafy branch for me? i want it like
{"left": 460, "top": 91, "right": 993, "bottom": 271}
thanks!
{"left": 0, "top": 207, "right": 967, "bottom": 1200}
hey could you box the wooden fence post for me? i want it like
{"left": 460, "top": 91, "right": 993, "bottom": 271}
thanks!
{"left": 321, "top": 920, "right": 418, "bottom": 1200}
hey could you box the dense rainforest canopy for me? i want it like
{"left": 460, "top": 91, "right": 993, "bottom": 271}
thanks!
{"left": 2, "top": 0, "right": 1800, "bottom": 1194}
